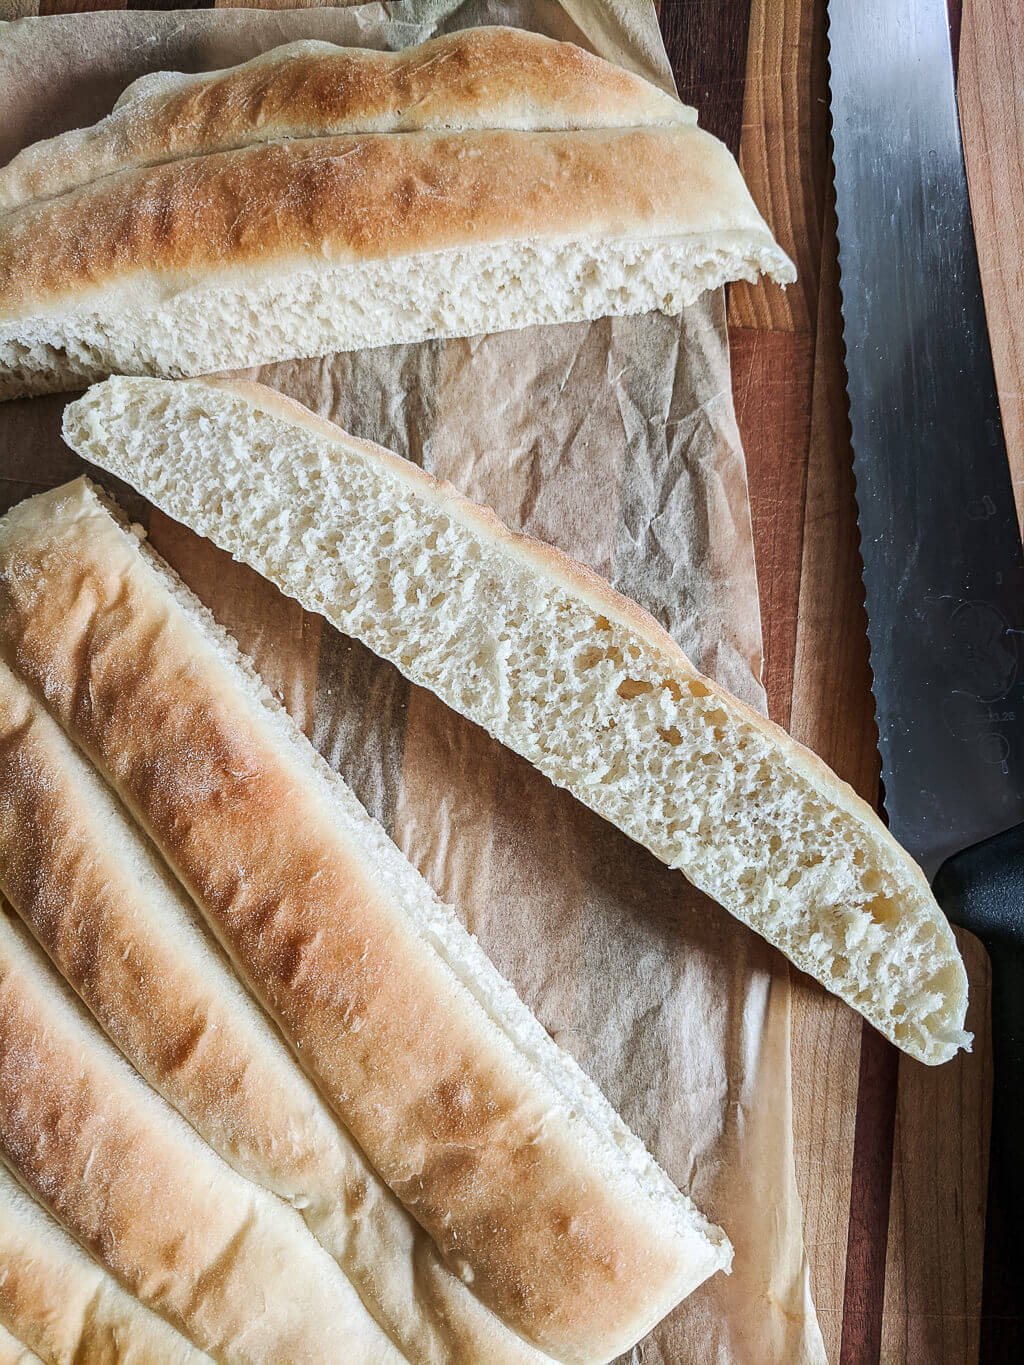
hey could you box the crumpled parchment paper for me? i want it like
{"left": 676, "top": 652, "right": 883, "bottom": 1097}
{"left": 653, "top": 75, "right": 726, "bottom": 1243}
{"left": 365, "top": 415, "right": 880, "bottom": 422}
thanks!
{"left": 0, "top": 4, "right": 826, "bottom": 1361}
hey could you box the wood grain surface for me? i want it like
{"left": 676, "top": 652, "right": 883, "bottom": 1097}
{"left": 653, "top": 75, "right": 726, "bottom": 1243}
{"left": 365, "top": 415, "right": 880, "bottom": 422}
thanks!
{"left": 3, "top": 1, "right": 1017, "bottom": 1360}
{"left": 695, "top": 2, "right": 1001, "bottom": 1362}
{"left": 960, "top": 0, "right": 1024, "bottom": 525}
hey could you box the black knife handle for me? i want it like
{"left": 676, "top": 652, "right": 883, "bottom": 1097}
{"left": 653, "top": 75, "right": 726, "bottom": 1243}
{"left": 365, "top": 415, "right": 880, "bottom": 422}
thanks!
{"left": 933, "top": 822, "right": 1024, "bottom": 1360}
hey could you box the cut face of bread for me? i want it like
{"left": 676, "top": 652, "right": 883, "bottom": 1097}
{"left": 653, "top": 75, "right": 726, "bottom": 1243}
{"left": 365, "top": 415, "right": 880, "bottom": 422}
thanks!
{"left": 0, "top": 30, "right": 794, "bottom": 399}
{"left": 64, "top": 376, "right": 971, "bottom": 1066}
{"left": 1, "top": 223, "right": 788, "bottom": 401}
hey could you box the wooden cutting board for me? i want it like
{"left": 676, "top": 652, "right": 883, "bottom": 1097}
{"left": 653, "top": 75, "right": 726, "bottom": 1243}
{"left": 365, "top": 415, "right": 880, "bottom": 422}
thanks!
{"left": 664, "top": 1, "right": 1013, "bottom": 1361}
{"left": 15, "top": 0, "right": 1017, "bottom": 1359}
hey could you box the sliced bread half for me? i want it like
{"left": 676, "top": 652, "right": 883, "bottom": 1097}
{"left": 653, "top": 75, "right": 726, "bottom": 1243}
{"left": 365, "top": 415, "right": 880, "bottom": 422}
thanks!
{"left": 64, "top": 375, "right": 971, "bottom": 1066}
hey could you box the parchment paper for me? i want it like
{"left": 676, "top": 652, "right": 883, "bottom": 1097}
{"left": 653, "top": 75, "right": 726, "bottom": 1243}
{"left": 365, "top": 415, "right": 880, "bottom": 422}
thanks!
{"left": 0, "top": 6, "right": 826, "bottom": 1361}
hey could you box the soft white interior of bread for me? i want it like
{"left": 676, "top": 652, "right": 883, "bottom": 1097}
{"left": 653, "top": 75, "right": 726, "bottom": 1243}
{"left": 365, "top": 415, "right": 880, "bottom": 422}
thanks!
{"left": 109, "top": 498, "right": 729, "bottom": 1290}
{"left": 1, "top": 232, "right": 793, "bottom": 399}
{"left": 65, "top": 379, "right": 971, "bottom": 1067}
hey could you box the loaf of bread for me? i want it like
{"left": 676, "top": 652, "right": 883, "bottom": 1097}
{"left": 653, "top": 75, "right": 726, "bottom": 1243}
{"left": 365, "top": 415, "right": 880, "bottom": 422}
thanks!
{"left": 0, "top": 479, "right": 730, "bottom": 1364}
{"left": 0, "top": 28, "right": 794, "bottom": 399}
{"left": 0, "top": 906, "right": 404, "bottom": 1364}
{"left": 0, "top": 1160, "right": 209, "bottom": 1364}
{"left": 0, "top": 662, "right": 548, "bottom": 1365}
{"left": 63, "top": 376, "right": 971, "bottom": 1066}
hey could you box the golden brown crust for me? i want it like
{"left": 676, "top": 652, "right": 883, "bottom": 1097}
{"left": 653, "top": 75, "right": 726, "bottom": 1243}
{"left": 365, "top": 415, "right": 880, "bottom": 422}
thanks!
{"left": 0, "top": 29, "right": 692, "bottom": 214}
{"left": 0, "top": 910, "right": 400, "bottom": 1363}
{"left": 0, "top": 482, "right": 720, "bottom": 1363}
{"left": 0, "top": 660, "right": 557, "bottom": 1365}
{"left": 0, "top": 125, "right": 786, "bottom": 321}
{"left": 0, "top": 1160, "right": 209, "bottom": 1365}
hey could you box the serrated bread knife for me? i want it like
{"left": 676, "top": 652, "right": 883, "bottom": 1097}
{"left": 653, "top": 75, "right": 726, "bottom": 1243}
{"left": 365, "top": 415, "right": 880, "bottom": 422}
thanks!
{"left": 827, "top": 0, "right": 1024, "bottom": 1349}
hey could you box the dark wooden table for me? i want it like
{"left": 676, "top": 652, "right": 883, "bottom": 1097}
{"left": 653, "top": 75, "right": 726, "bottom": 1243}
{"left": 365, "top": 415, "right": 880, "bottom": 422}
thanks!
{"left": 14, "top": 1, "right": 1023, "bottom": 1360}
{"left": 659, "top": 2, "right": 1010, "bottom": 1363}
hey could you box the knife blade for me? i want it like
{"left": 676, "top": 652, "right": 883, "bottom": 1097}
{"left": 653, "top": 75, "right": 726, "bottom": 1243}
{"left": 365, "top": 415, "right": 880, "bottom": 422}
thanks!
{"left": 827, "top": 0, "right": 1024, "bottom": 1349}
{"left": 827, "top": 0, "right": 1024, "bottom": 879}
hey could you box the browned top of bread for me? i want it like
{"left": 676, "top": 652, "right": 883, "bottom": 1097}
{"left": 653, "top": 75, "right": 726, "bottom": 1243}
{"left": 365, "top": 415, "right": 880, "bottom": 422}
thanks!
{"left": 0, "top": 659, "right": 551, "bottom": 1365}
{"left": 0, "top": 30, "right": 692, "bottom": 216}
{"left": 0, "top": 910, "right": 400, "bottom": 1364}
{"left": 0, "top": 480, "right": 727, "bottom": 1363}
{"left": 0, "top": 1160, "right": 210, "bottom": 1364}
{"left": 0, "top": 660, "right": 343, "bottom": 1194}
{"left": 0, "top": 124, "right": 783, "bottom": 322}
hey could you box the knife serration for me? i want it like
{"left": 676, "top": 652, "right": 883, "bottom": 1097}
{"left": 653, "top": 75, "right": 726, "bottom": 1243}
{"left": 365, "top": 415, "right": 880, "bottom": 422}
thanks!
{"left": 826, "top": 0, "right": 1024, "bottom": 879}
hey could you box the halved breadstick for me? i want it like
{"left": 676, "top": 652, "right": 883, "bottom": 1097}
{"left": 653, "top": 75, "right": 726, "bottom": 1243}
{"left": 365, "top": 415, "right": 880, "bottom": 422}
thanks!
{"left": 0, "top": 28, "right": 695, "bottom": 214}
{"left": 63, "top": 376, "right": 970, "bottom": 1065}
{"left": 0, "top": 907, "right": 403, "bottom": 1364}
{"left": 0, "top": 662, "right": 547, "bottom": 1365}
{"left": 0, "top": 1160, "right": 208, "bottom": 1364}
{"left": 0, "top": 479, "right": 729, "bottom": 1365}
{"left": 0, "top": 30, "right": 793, "bottom": 399}
{"left": 0, "top": 127, "right": 793, "bottom": 400}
